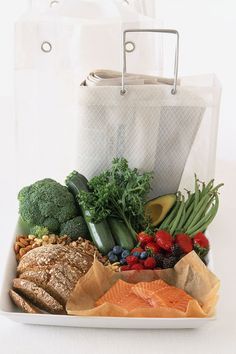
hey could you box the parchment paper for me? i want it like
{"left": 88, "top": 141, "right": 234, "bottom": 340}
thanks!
{"left": 66, "top": 251, "right": 220, "bottom": 318}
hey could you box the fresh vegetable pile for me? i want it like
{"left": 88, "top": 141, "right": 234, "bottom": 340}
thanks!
{"left": 17, "top": 158, "right": 223, "bottom": 270}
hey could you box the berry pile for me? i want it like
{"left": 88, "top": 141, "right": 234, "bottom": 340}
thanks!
{"left": 107, "top": 245, "right": 130, "bottom": 264}
{"left": 117, "top": 230, "right": 209, "bottom": 271}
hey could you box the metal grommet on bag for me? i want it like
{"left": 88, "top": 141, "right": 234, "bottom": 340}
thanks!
{"left": 50, "top": 0, "right": 59, "bottom": 7}
{"left": 120, "top": 88, "right": 127, "bottom": 96}
{"left": 41, "top": 41, "right": 52, "bottom": 53}
{"left": 125, "top": 41, "right": 135, "bottom": 53}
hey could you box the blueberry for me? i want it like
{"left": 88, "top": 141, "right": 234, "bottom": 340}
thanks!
{"left": 109, "top": 254, "right": 118, "bottom": 263}
{"left": 119, "top": 258, "right": 127, "bottom": 265}
{"left": 132, "top": 251, "right": 141, "bottom": 258}
{"left": 113, "top": 245, "right": 123, "bottom": 255}
{"left": 121, "top": 250, "right": 130, "bottom": 259}
{"left": 140, "top": 251, "right": 148, "bottom": 260}
{"left": 108, "top": 250, "right": 114, "bottom": 258}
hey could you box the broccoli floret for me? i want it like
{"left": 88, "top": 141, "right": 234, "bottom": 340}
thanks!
{"left": 30, "top": 225, "right": 49, "bottom": 238}
{"left": 18, "top": 178, "right": 78, "bottom": 233}
{"left": 60, "top": 216, "right": 90, "bottom": 240}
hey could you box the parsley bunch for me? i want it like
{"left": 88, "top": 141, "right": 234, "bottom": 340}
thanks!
{"left": 78, "top": 158, "right": 153, "bottom": 241}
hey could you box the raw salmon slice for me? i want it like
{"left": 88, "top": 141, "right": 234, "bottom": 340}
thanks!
{"left": 132, "top": 280, "right": 171, "bottom": 307}
{"left": 132, "top": 280, "right": 193, "bottom": 312}
{"left": 96, "top": 279, "right": 151, "bottom": 311}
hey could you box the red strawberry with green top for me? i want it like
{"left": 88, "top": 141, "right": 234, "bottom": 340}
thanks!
{"left": 193, "top": 232, "right": 209, "bottom": 257}
{"left": 155, "top": 230, "right": 173, "bottom": 251}
{"left": 137, "top": 232, "right": 154, "bottom": 247}
{"left": 193, "top": 232, "right": 209, "bottom": 249}
{"left": 175, "top": 233, "right": 193, "bottom": 254}
{"left": 144, "top": 257, "right": 156, "bottom": 269}
{"left": 131, "top": 263, "right": 145, "bottom": 270}
{"left": 145, "top": 242, "right": 161, "bottom": 254}
{"left": 126, "top": 255, "right": 139, "bottom": 266}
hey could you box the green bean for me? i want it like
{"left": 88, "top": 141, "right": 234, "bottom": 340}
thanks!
{"left": 186, "top": 193, "right": 216, "bottom": 230}
{"left": 193, "top": 174, "right": 200, "bottom": 211}
{"left": 184, "top": 192, "right": 194, "bottom": 210}
{"left": 183, "top": 193, "right": 211, "bottom": 230}
{"left": 200, "top": 179, "right": 214, "bottom": 199}
{"left": 188, "top": 194, "right": 219, "bottom": 236}
{"left": 175, "top": 203, "right": 186, "bottom": 232}
{"left": 182, "top": 196, "right": 195, "bottom": 225}
{"left": 170, "top": 195, "right": 185, "bottom": 235}
{"left": 159, "top": 194, "right": 180, "bottom": 229}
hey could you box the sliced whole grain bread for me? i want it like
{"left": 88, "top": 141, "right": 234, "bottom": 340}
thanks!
{"left": 19, "top": 263, "right": 82, "bottom": 305}
{"left": 12, "top": 278, "right": 64, "bottom": 314}
{"left": 9, "top": 289, "right": 41, "bottom": 314}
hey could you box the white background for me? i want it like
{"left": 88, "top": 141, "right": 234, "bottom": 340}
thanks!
{"left": 0, "top": 1, "right": 235, "bottom": 353}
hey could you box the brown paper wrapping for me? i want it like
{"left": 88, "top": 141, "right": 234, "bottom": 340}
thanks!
{"left": 66, "top": 251, "right": 220, "bottom": 318}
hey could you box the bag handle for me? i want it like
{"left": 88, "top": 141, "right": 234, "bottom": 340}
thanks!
{"left": 120, "top": 29, "right": 179, "bottom": 95}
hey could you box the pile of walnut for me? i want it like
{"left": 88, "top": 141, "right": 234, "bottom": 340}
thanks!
{"left": 14, "top": 234, "right": 107, "bottom": 265}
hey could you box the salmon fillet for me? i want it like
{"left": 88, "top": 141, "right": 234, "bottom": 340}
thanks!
{"left": 132, "top": 280, "right": 193, "bottom": 312}
{"left": 96, "top": 279, "right": 152, "bottom": 311}
{"left": 96, "top": 279, "right": 194, "bottom": 313}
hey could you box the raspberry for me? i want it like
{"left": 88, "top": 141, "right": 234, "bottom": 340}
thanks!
{"left": 131, "top": 263, "right": 145, "bottom": 270}
{"left": 170, "top": 244, "right": 183, "bottom": 257}
{"left": 144, "top": 257, "right": 156, "bottom": 269}
{"left": 126, "top": 255, "right": 139, "bottom": 266}
{"left": 154, "top": 253, "right": 165, "bottom": 268}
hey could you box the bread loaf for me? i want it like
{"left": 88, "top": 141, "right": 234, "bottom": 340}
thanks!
{"left": 17, "top": 244, "right": 94, "bottom": 275}
{"left": 10, "top": 244, "right": 95, "bottom": 313}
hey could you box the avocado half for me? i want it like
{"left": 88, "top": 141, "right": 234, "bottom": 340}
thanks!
{"left": 144, "top": 194, "right": 177, "bottom": 226}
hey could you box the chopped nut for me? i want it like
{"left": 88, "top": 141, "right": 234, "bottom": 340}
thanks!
{"left": 24, "top": 245, "right": 32, "bottom": 252}
{"left": 28, "top": 235, "right": 36, "bottom": 240}
{"left": 19, "top": 248, "right": 26, "bottom": 257}
{"left": 14, "top": 243, "right": 20, "bottom": 254}
{"left": 42, "top": 235, "right": 49, "bottom": 241}
{"left": 16, "top": 241, "right": 26, "bottom": 248}
{"left": 19, "top": 238, "right": 29, "bottom": 246}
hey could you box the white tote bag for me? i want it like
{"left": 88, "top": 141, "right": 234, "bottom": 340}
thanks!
{"left": 76, "top": 30, "right": 221, "bottom": 198}
{"left": 15, "top": 0, "right": 162, "bottom": 188}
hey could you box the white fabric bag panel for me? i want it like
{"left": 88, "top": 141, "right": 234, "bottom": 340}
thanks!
{"left": 76, "top": 75, "right": 221, "bottom": 198}
{"left": 15, "top": 2, "right": 163, "bottom": 188}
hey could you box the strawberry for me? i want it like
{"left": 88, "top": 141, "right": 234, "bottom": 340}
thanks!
{"left": 193, "top": 232, "right": 209, "bottom": 249}
{"left": 120, "top": 265, "right": 131, "bottom": 271}
{"left": 144, "top": 257, "right": 156, "bottom": 269}
{"left": 155, "top": 230, "right": 173, "bottom": 251}
{"left": 131, "top": 247, "right": 144, "bottom": 254}
{"left": 126, "top": 255, "right": 139, "bottom": 266}
{"left": 193, "top": 232, "right": 209, "bottom": 257}
{"left": 175, "top": 233, "right": 193, "bottom": 254}
{"left": 131, "top": 263, "right": 145, "bottom": 270}
{"left": 137, "top": 232, "right": 154, "bottom": 247}
{"left": 145, "top": 242, "right": 161, "bottom": 254}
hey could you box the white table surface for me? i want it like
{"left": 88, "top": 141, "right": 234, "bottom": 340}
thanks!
{"left": 0, "top": 98, "right": 235, "bottom": 354}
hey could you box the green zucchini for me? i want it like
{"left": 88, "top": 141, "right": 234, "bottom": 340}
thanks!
{"left": 65, "top": 171, "right": 115, "bottom": 254}
{"left": 108, "top": 217, "right": 135, "bottom": 250}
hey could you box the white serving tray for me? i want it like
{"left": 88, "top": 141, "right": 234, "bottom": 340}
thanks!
{"left": 0, "top": 221, "right": 215, "bottom": 329}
